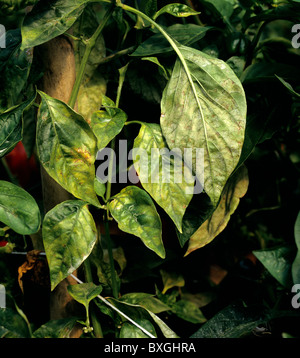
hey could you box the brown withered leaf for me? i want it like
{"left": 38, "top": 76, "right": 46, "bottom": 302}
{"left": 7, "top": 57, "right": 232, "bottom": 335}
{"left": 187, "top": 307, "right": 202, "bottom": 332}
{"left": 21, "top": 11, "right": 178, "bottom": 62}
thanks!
{"left": 185, "top": 165, "right": 249, "bottom": 256}
{"left": 18, "top": 250, "right": 42, "bottom": 293}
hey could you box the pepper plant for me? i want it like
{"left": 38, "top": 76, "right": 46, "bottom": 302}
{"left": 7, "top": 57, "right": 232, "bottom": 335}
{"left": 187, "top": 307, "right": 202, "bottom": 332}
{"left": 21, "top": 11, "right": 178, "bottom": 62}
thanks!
{"left": 0, "top": 0, "right": 300, "bottom": 338}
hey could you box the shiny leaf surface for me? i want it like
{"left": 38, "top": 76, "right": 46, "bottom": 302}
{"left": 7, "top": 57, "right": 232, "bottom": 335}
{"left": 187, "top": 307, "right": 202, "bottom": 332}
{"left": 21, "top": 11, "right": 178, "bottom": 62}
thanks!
{"left": 42, "top": 200, "right": 97, "bottom": 290}
{"left": 36, "top": 90, "right": 100, "bottom": 207}
{"left": 0, "top": 180, "right": 41, "bottom": 235}
{"left": 108, "top": 186, "right": 165, "bottom": 258}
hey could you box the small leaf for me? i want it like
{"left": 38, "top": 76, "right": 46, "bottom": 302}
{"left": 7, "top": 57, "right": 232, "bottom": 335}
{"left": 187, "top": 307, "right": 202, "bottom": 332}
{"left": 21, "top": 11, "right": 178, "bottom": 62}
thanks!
{"left": 154, "top": 3, "right": 200, "bottom": 20}
{"left": 185, "top": 166, "right": 249, "bottom": 256}
{"left": 91, "top": 96, "right": 127, "bottom": 151}
{"left": 21, "top": 0, "right": 94, "bottom": 49}
{"left": 108, "top": 186, "right": 165, "bottom": 259}
{"left": 160, "top": 269, "right": 185, "bottom": 294}
{"left": 94, "top": 177, "right": 106, "bottom": 201}
{"left": 36, "top": 90, "right": 100, "bottom": 208}
{"left": 0, "top": 94, "right": 36, "bottom": 158}
{"left": 68, "top": 282, "right": 103, "bottom": 306}
{"left": 42, "top": 200, "right": 97, "bottom": 290}
{"left": 0, "top": 180, "right": 41, "bottom": 235}
{"left": 171, "top": 300, "right": 207, "bottom": 324}
{"left": 161, "top": 45, "right": 247, "bottom": 205}
{"left": 133, "top": 123, "right": 194, "bottom": 233}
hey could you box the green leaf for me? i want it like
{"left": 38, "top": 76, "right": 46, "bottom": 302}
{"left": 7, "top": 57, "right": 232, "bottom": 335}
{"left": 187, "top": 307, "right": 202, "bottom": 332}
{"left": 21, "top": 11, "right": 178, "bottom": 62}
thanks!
{"left": 133, "top": 123, "right": 194, "bottom": 232}
{"left": 160, "top": 269, "right": 185, "bottom": 294}
{"left": 33, "top": 317, "right": 78, "bottom": 338}
{"left": 202, "top": 0, "right": 235, "bottom": 20}
{"left": 131, "top": 24, "right": 213, "bottom": 57}
{"left": 68, "top": 282, "right": 103, "bottom": 307}
{"left": 292, "top": 211, "right": 300, "bottom": 285}
{"left": 68, "top": 282, "right": 103, "bottom": 327}
{"left": 171, "top": 300, "right": 207, "bottom": 324}
{"left": 0, "top": 308, "right": 31, "bottom": 338}
{"left": 275, "top": 75, "right": 300, "bottom": 98}
{"left": 0, "top": 29, "right": 33, "bottom": 113}
{"left": 108, "top": 186, "right": 165, "bottom": 259}
{"left": 160, "top": 45, "right": 247, "bottom": 205}
{"left": 94, "top": 177, "right": 106, "bottom": 201}
{"left": 153, "top": 3, "right": 200, "bottom": 20}
{"left": 42, "top": 200, "right": 97, "bottom": 290}
{"left": 0, "top": 94, "right": 36, "bottom": 158}
{"left": 21, "top": 0, "right": 95, "bottom": 49}
{"left": 253, "top": 246, "right": 294, "bottom": 288}
{"left": 191, "top": 303, "right": 264, "bottom": 338}
{"left": 139, "top": 0, "right": 157, "bottom": 18}
{"left": 36, "top": 90, "right": 100, "bottom": 208}
{"left": 0, "top": 180, "right": 41, "bottom": 235}
{"left": 91, "top": 96, "right": 127, "bottom": 151}
{"left": 120, "top": 292, "right": 171, "bottom": 314}
{"left": 120, "top": 319, "right": 157, "bottom": 338}
{"left": 185, "top": 165, "right": 249, "bottom": 255}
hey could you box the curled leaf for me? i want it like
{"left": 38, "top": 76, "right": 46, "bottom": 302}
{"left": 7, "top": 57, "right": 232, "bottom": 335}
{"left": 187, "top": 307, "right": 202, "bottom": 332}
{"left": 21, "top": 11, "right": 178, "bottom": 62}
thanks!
{"left": 185, "top": 165, "right": 249, "bottom": 256}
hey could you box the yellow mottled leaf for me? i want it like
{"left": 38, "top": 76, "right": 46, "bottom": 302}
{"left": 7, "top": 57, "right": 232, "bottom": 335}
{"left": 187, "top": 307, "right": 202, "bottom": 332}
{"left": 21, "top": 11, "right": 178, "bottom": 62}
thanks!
{"left": 185, "top": 165, "right": 249, "bottom": 256}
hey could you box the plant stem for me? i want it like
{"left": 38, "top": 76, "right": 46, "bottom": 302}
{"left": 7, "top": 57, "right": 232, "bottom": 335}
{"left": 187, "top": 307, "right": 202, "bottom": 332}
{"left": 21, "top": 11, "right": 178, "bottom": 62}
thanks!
{"left": 83, "top": 259, "right": 104, "bottom": 338}
{"left": 68, "top": 5, "right": 114, "bottom": 109}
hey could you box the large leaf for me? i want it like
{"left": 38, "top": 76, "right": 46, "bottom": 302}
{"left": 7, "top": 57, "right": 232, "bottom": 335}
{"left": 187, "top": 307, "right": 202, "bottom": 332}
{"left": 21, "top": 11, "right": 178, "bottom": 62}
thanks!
{"left": 133, "top": 123, "right": 194, "bottom": 233}
{"left": 131, "top": 24, "right": 213, "bottom": 57}
{"left": 190, "top": 303, "right": 264, "bottom": 338}
{"left": 202, "top": 0, "right": 235, "bottom": 21}
{"left": 33, "top": 318, "right": 78, "bottom": 338}
{"left": 292, "top": 211, "right": 300, "bottom": 285}
{"left": 91, "top": 96, "right": 127, "bottom": 150}
{"left": 21, "top": 0, "right": 95, "bottom": 49}
{"left": 161, "top": 45, "right": 247, "bottom": 205}
{"left": 0, "top": 180, "right": 41, "bottom": 235}
{"left": 185, "top": 165, "right": 249, "bottom": 256}
{"left": 42, "top": 200, "right": 97, "bottom": 290}
{"left": 36, "top": 90, "right": 100, "bottom": 208}
{"left": 0, "top": 29, "right": 33, "bottom": 113}
{"left": 0, "top": 94, "right": 35, "bottom": 158}
{"left": 108, "top": 186, "right": 165, "bottom": 259}
{"left": 0, "top": 308, "right": 31, "bottom": 338}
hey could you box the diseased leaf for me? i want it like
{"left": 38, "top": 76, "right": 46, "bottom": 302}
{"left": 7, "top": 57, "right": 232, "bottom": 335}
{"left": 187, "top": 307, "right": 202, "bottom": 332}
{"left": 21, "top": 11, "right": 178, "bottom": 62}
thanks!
{"left": 185, "top": 166, "right": 249, "bottom": 256}
{"left": 131, "top": 24, "right": 213, "bottom": 57}
{"left": 91, "top": 95, "right": 127, "bottom": 151}
{"left": 161, "top": 45, "right": 247, "bottom": 205}
{"left": 119, "top": 319, "right": 157, "bottom": 338}
{"left": 68, "top": 282, "right": 102, "bottom": 306}
{"left": 33, "top": 317, "right": 78, "bottom": 338}
{"left": 0, "top": 308, "right": 31, "bottom": 338}
{"left": 42, "top": 200, "right": 97, "bottom": 290}
{"left": 120, "top": 292, "right": 171, "bottom": 314}
{"left": 191, "top": 303, "right": 264, "bottom": 338}
{"left": 0, "top": 180, "right": 41, "bottom": 235}
{"left": 108, "top": 186, "right": 165, "bottom": 259}
{"left": 21, "top": 0, "right": 94, "bottom": 49}
{"left": 133, "top": 123, "right": 194, "bottom": 233}
{"left": 153, "top": 4, "right": 200, "bottom": 20}
{"left": 0, "top": 94, "right": 36, "bottom": 158}
{"left": 36, "top": 90, "right": 100, "bottom": 208}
